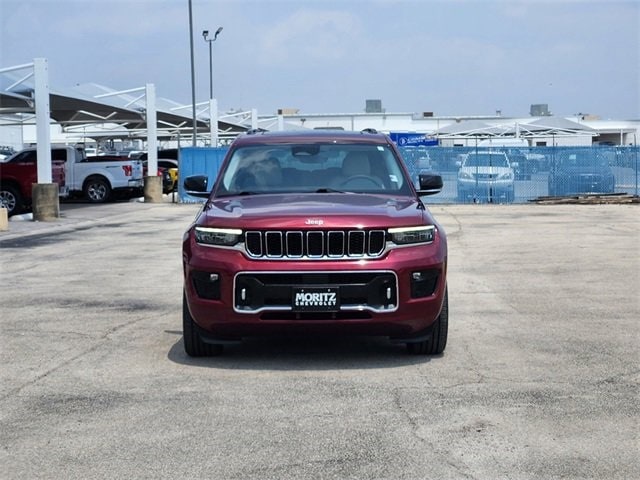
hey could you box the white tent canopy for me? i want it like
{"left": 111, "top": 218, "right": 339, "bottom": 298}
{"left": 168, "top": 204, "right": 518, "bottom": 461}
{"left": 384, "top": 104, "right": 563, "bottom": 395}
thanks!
{"left": 434, "top": 119, "right": 512, "bottom": 137}
{"left": 513, "top": 117, "right": 598, "bottom": 137}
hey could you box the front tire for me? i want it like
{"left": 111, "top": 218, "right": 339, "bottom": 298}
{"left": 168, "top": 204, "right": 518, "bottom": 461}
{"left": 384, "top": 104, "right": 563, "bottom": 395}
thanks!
{"left": 83, "top": 177, "right": 112, "bottom": 203}
{"left": 183, "top": 292, "right": 223, "bottom": 357}
{"left": 0, "top": 185, "right": 23, "bottom": 216}
{"left": 407, "top": 287, "right": 448, "bottom": 355}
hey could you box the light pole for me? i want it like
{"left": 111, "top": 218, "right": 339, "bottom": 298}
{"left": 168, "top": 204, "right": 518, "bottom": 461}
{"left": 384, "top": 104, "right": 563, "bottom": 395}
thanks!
{"left": 203, "top": 27, "right": 222, "bottom": 147}
{"left": 188, "top": 0, "right": 197, "bottom": 146}
{"left": 202, "top": 27, "right": 223, "bottom": 100}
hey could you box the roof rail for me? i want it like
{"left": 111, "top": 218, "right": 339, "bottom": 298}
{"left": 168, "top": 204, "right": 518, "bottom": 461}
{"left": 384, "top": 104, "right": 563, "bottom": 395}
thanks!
{"left": 360, "top": 128, "right": 378, "bottom": 134}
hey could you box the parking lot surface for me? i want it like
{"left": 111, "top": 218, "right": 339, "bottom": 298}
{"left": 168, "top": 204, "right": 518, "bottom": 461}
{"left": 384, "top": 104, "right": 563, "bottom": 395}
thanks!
{"left": 1, "top": 202, "right": 638, "bottom": 479}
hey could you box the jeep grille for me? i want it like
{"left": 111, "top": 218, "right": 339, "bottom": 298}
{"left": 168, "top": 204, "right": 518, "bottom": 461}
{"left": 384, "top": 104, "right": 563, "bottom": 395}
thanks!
{"left": 245, "top": 230, "right": 386, "bottom": 259}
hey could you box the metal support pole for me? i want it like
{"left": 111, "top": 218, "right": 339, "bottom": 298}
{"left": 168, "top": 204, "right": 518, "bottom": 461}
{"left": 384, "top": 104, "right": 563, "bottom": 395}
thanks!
{"left": 143, "top": 83, "right": 162, "bottom": 202}
{"left": 34, "top": 58, "right": 52, "bottom": 184}
{"left": 209, "top": 98, "right": 218, "bottom": 147}
{"left": 146, "top": 83, "right": 158, "bottom": 176}
{"left": 208, "top": 40, "right": 213, "bottom": 100}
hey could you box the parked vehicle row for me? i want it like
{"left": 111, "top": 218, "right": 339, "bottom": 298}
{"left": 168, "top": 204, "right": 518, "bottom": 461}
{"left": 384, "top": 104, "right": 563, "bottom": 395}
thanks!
{"left": 137, "top": 150, "right": 179, "bottom": 193}
{"left": 0, "top": 146, "right": 145, "bottom": 215}
{"left": 398, "top": 146, "right": 620, "bottom": 203}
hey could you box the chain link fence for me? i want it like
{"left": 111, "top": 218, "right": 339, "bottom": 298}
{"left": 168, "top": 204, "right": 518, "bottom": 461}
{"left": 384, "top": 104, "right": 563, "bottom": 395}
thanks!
{"left": 399, "top": 146, "right": 640, "bottom": 204}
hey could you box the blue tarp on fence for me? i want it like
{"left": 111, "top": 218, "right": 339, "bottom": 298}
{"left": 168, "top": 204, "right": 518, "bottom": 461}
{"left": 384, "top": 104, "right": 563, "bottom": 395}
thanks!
{"left": 176, "top": 145, "right": 638, "bottom": 204}
{"left": 398, "top": 145, "right": 639, "bottom": 204}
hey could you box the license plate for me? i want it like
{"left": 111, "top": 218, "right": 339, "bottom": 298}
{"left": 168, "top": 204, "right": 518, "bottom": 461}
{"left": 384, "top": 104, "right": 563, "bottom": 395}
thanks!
{"left": 292, "top": 287, "right": 340, "bottom": 312}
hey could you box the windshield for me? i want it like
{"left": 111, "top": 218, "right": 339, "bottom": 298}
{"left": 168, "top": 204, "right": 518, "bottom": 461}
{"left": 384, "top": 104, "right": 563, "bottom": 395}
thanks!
{"left": 464, "top": 153, "right": 509, "bottom": 168}
{"left": 558, "top": 153, "right": 609, "bottom": 169}
{"left": 216, "top": 143, "right": 412, "bottom": 196}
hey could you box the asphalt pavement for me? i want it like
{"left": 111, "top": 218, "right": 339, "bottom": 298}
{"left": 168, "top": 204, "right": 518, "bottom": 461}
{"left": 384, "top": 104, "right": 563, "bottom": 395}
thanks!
{"left": 1, "top": 201, "right": 638, "bottom": 479}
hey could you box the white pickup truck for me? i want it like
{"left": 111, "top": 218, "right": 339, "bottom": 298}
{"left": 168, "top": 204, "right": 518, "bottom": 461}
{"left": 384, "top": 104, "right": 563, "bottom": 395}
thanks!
{"left": 38, "top": 146, "right": 144, "bottom": 202}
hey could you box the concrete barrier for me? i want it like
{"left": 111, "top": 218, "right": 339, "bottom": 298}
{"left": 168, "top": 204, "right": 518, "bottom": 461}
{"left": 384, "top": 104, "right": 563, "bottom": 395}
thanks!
{"left": 32, "top": 183, "right": 60, "bottom": 221}
{"left": 0, "top": 207, "right": 8, "bottom": 231}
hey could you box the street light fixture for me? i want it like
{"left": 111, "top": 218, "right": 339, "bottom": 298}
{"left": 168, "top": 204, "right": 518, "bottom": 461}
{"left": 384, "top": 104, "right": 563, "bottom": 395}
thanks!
{"left": 202, "top": 27, "right": 223, "bottom": 100}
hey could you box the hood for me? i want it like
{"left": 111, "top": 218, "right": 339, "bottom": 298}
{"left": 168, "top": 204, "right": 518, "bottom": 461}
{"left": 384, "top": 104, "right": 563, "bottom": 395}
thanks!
{"left": 198, "top": 193, "right": 429, "bottom": 230}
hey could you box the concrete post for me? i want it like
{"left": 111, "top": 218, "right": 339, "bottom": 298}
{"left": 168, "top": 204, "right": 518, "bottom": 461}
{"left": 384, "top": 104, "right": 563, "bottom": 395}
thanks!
{"left": 0, "top": 208, "right": 8, "bottom": 231}
{"left": 143, "top": 175, "right": 163, "bottom": 203}
{"left": 32, "top": 183, "right": 60, "bottom": 221}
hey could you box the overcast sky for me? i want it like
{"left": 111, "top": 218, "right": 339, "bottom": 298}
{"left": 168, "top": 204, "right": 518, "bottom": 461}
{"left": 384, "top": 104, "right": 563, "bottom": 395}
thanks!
{"left": 1, "top": 0, "right": 638, "bottom": 119}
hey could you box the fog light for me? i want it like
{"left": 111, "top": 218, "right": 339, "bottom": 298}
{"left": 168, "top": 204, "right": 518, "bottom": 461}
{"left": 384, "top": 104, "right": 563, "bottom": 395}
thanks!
{"left": 410, "top": 269, "right": 439, "bottom": 298}
{"left": 192, "top": 271, "right": 221, "bottom": 300}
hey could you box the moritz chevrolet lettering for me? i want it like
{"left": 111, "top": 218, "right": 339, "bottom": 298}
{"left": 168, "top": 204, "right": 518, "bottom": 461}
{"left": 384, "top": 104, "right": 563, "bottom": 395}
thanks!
{"left": 182, "top": 130, "right": 448, "bottom": 355}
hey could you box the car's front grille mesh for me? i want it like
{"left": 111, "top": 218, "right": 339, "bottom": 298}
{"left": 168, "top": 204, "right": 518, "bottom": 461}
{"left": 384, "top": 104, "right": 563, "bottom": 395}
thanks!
{"left": 245, "top": 230, "right": 386, "bottom": 259}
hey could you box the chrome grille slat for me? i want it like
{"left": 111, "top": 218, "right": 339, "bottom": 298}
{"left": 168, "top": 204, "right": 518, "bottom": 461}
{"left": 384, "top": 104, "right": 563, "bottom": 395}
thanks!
{"left": 244, "top": 229, "right": 387, "bottom": 260}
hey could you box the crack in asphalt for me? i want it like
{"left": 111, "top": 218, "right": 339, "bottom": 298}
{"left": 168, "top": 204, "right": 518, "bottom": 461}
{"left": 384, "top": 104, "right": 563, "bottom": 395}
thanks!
{"left": 0, "top": 311, "right": 174, "bottom": 402}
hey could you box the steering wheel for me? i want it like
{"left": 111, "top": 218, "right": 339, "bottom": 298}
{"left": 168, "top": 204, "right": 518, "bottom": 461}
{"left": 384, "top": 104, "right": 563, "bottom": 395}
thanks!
{"left": 339, "top": 175, "right": 385, "bottom": 189}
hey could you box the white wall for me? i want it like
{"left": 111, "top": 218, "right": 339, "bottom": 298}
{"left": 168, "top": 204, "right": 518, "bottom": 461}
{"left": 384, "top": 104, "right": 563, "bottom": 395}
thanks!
{"left": 0, "top": 120, "right": 23, "bottom": 151}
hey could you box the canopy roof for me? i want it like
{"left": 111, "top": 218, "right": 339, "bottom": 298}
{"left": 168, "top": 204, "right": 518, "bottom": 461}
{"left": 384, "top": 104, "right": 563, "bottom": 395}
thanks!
{"left": 0, "top": 89, "right": 147, "bottom": 126}
{"left": 433, "top": 116, "right": 598, "bottom": 138}
{"left": 514, "top": 117, "right": 597, "bottom": 136}
{"left": 0, "top": 76, "right": 246, "bottom": 138}
{"left": 433, "top": 119, "right": 510, "bottom": 137}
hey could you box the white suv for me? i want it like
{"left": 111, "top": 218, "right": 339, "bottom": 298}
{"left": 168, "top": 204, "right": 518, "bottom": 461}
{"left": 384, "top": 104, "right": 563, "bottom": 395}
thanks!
{"left": 457, "top": 151, "right": 516, "bottom": 203}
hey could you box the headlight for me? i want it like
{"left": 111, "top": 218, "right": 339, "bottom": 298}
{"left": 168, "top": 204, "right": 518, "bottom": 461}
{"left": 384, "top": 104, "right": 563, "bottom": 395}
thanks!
{"left": 458, "top": 171, "right": 473, "bottom": 180}
{"left": 389, "top": 225, "right": 435, "bottom": 245}
{"left": 498, "top": 172, "right": 514, "bottom": 180}
{"left": 194, "top": 226, "right": 242, "bottom": 246}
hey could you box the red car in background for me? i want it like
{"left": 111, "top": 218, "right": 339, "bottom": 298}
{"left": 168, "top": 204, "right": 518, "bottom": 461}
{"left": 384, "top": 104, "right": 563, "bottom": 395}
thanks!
{"left": 0, "top": 150, "right": 66, "bottom": 216}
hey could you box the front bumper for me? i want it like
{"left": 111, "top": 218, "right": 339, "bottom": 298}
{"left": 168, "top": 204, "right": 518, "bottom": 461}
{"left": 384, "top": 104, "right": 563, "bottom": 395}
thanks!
{"left": 549, "top": 174, "right": 615, "bottom": 196}
{"left": 183, "top": 236, "right": 447, "bottom": 341}
{"left": 457, "top": 180, "right": 514, "bottom": 200}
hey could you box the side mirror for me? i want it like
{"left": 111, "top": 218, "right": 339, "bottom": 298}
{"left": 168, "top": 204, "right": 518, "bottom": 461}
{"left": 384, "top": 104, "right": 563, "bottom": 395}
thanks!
{"left": 417, "top": 174, "right": 443, "bottom": 196}
{"left": 183, "top": 175, "right": 210, "bottom": 198}
{"left": 455, "top": 160, "right": 462, "bottom": 167}
{"left": 511, "top": 161, "right": 519, "bottom": 168}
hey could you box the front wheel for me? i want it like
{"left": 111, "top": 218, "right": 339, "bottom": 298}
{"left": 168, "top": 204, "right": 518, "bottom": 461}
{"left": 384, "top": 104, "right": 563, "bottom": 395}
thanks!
{"left": 0, "top": 185, "right": 23, "bottom": 216}
{"left": 83, "top": 177, "right": 112, "bottom": 203}
{"left": 183, "top": 292, "right": 223, "bottom": 357}
{"left": 407, "top": 287, "right": 448, "bottom": 355}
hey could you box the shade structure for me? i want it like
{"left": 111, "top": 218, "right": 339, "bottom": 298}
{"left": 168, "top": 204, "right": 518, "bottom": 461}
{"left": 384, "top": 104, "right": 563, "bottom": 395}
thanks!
{"left": 433, "top": 119, "right": 511, "bottom": 137}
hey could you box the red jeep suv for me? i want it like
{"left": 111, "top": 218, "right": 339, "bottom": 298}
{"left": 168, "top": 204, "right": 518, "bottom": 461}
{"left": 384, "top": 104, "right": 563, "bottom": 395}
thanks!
{"left": 182, "top": 129, "right": 448, "bottom": 356}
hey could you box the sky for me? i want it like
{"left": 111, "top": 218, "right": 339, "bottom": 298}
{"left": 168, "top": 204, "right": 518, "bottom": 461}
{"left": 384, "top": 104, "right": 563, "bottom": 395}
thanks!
{"left": 1, "top": 0, "right": 639, "bottom": 119}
